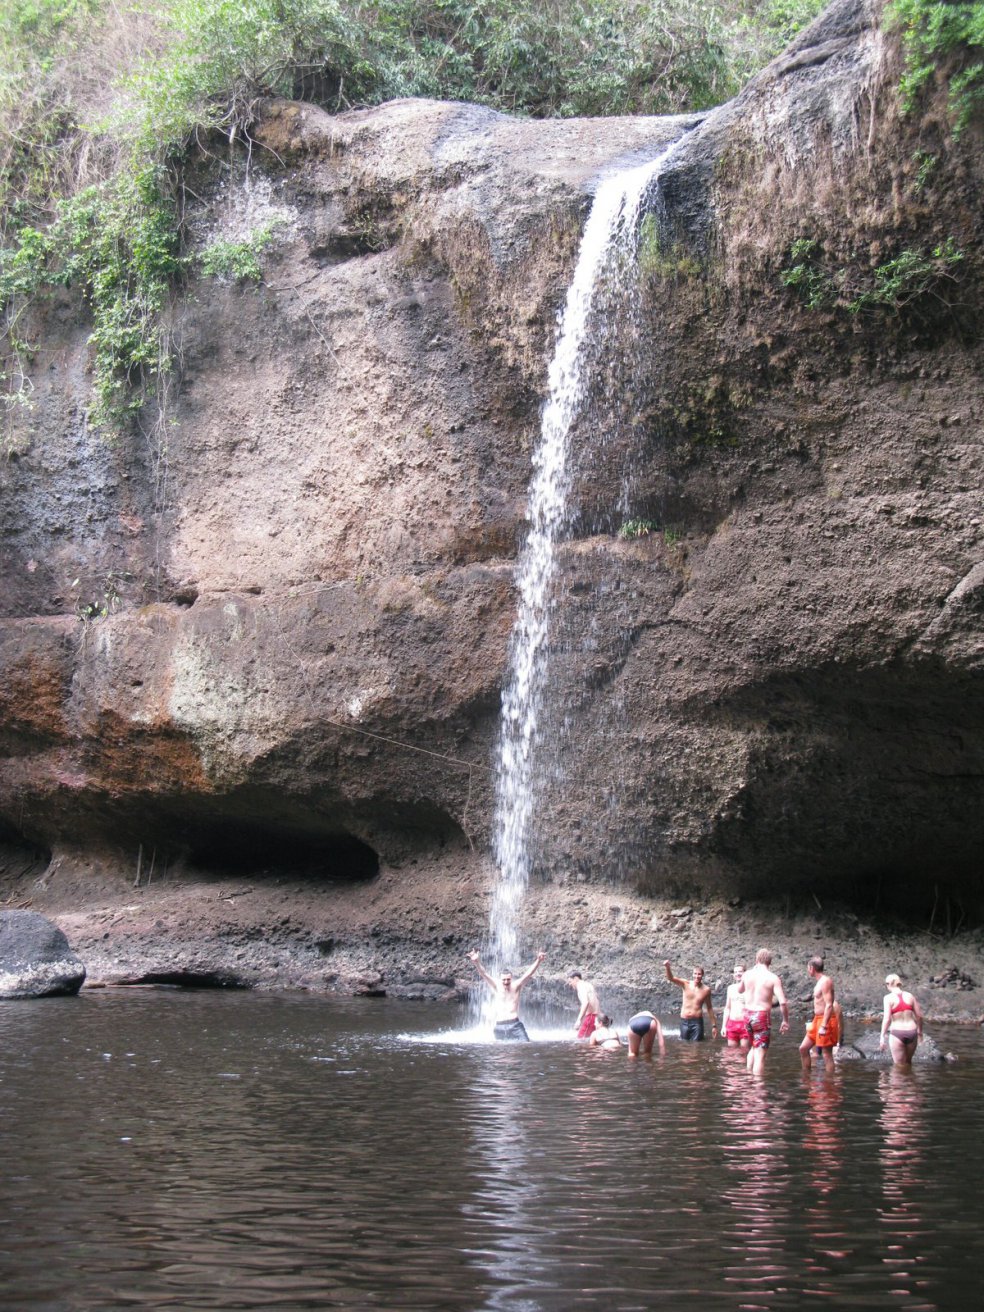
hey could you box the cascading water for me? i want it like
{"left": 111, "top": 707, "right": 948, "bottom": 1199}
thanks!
{"left": 475, "top": 136, "right": 688, "bottom": 1023}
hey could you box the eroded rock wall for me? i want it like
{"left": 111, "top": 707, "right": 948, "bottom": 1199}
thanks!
{"left": 0, "top": 0, "right": 981, "bottom": 982}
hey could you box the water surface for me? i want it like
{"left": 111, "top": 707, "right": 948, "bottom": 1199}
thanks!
{"left": 1, "top": 991, "right": 981, "bottom": 1310}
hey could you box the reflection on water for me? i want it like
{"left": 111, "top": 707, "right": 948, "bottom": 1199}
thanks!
{"left": 718, "top": 1060, "right": 797, "bottom": 1302}
{"left": 876, "top": 1066, "right": 936, "bottom": 1311}
{"left": 467, "top": 1056, "right": 545, "bottom": 1312}
{"left": 0, "top": 991, "right": 982, "bottom": 1310}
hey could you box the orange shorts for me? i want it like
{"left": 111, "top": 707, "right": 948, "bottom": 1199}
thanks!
{"left": 806, "top": 1014, "right": 840, "bottom": 1048}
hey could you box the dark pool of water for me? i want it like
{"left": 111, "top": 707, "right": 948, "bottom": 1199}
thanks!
{"left": 0, "top": 990, "right": 981, "bottom": 1310}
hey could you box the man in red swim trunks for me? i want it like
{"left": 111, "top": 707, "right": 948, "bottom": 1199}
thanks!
{"left": 721, "top": 963, "right": 750, "bottom": 1049}
{"left": 568, "top": 971, "right": 602, "bottom": 1038}
{"left": 739, "top": 948, "right": 789, "bottom": 1075}
{"left": 800, "top": 955, "right": 839, "bottom": 1073}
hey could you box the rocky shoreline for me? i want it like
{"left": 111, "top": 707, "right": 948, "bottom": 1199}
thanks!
{"left": 9, "top": 850, "right": 983, "bottom": 1029}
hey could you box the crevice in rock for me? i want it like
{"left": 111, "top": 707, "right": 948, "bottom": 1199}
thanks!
{"left": 184, "top": 821, "right": 380, "bottom": 881}
{"left": 0, "top": 825, "right": 52, "bottom": 885}
{"left": 114, "top": 971, "right": 248, "bottom": 989}
{"left": 703, "top": 661, "right": 984, "bottom": 919}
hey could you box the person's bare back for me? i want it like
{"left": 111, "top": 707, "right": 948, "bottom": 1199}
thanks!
{"left": 739, "top": 948, "right": 789, "bottom": 1073}
{"left": 742, "top": 962, "right": 784, "bottom": 1011}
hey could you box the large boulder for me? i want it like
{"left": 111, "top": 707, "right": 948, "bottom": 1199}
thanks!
{"left": 842, "top": 1029, "right": 949, "bottom": 1062}
{"left": 0, "top": 910, "right": 86, "bottom": 998}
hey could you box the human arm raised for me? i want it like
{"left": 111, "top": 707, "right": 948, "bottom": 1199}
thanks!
{"left": 664, "top": 959, "right": 685, "bottom": 988}
{"left": 515, "top": 951, "right": 547, "bottom": 989}
{"left": 467, "top": 949, "right": 498, "bottom": 989}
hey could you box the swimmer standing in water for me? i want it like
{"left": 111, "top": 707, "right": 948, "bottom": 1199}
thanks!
{"left": 467, "top": 949, "right": 546, "bottom": 1041}
{"left": 721, "top": 962, "right": 750, "bottom": 1050}
{"left": 880, "top": 973, "right": 923, "bottom": 1067}
{"left": 739, "top": 948, "right": 789, "bottom": 1075}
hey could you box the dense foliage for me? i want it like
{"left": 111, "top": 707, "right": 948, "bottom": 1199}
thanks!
{"left": 889, "top": 0, "right": 984, "bottom": 134}
{"left": 2, "top": 0, "right": 976, "bottom": 426}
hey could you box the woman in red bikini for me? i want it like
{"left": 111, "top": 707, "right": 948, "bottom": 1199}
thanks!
{"left": 879, "top": 972, "right": 924, "bottom": 1066}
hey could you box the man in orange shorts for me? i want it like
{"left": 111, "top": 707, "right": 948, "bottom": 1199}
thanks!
{"left": 799, "top": 955, "right": 839, "bottom": 1073}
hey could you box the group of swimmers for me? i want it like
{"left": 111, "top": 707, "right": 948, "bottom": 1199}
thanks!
{"left": 467, "top": 947, "right": 926, "bottom": 1070}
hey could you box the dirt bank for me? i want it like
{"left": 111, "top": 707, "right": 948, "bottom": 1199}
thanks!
{"left": 8, "top": 849, "right": 982, "bottom": 1027}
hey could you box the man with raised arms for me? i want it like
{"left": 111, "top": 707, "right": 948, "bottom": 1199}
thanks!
{"left": 664, "top": 960, "right": 718, "bottom": 1042}
{"left": 739, "top": 948, "right": 789, "bottom": 1075}
{"left": 800, "top": 956, "right": 838, "bottom": 1073}
{"left": 467, "top": 949, "right": 546, "bottom": 1042}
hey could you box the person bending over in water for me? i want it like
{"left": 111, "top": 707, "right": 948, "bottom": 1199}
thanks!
{"left": 880, "top": 973, "right": 923, "bottom": 1067}
{"left": 739, "top": 948, "right": 789, "bottom": 1076}
{"left": 588, "top": 1014, "right": 622, "bottom": 1050}
{"left": 467, "top": 949, "right": 546, "bottom": 1042}
{"left": 626, "top": 1011, "right": 665, "bottom": 1058}
{"left": 664, "top": 960, "right": 718, "bottom": 1041}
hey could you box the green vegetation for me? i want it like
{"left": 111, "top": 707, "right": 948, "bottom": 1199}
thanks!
{"left": 912, "top": 149, "right": 938, "bottom": 192}
{"left": 198, "top": 222, "right": 283, "bottom": 282}
{"left": 778, "top": 237, "right": 832, "bottom": 309}
{"left": 72, "top": 569, "right": 124, "bottom": 620}
{"left": 780, "top": 234, "right": 965, "bottom": 320}
{"left": 0, "top": 0, "right": 829, "bottom": 425}
{"left": 638, "top": 212, "right": 703, "bottom": 282}
{"left": 848, "top": 238, "right": 964, "bottom": 315}
{"left": 617, "top": 519, "right": 680, "bottom": 544}
{"left": 889, "top": 0, "right": 984, "bottom": 136}
{"left": 618, "top": 518, "right": 661, "bottom": 538}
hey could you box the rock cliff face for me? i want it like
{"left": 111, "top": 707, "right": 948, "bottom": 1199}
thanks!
{"left": 0, "top": 0, "right": 981, "bottom": 994}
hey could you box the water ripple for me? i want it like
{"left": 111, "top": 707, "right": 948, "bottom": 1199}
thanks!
{"left": 0, "top": 994, "right": 982, "bottom": 1309}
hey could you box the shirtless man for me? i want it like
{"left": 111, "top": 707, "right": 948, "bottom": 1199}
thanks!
{"left": 568, "top": 971, "right": 602, "bottom": 1039}
{"left": 800, "top": 956, "right": 838, "bottom": 1073}
{"left": 664, "top": 960, "right": 718, "bottom": 1042}
{"left": 721, "top": 963, "right": 750, "bottom": 1050}
{"left": 738, "top": 948, "right": 789, "bottom": 1075}
{"left": 467, "top": 949, "right": 546, "bottom": 1041}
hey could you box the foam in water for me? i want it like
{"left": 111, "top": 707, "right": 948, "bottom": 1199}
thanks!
{"left": 477, "top": 140, "right": 686, "bottom": 1024}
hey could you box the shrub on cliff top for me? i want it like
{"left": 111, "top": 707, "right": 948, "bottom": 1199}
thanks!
{"left": 0, "top": 0, "right": 828, "bottom": 425}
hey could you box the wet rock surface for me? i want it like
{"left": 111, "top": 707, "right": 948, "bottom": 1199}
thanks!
{"left": 844, "top": 1030, "right": 950, "bottom": 1062}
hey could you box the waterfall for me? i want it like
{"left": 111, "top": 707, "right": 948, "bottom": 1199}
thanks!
{"left": 479, "top": 137, "right": 686, "bottom": 1009}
